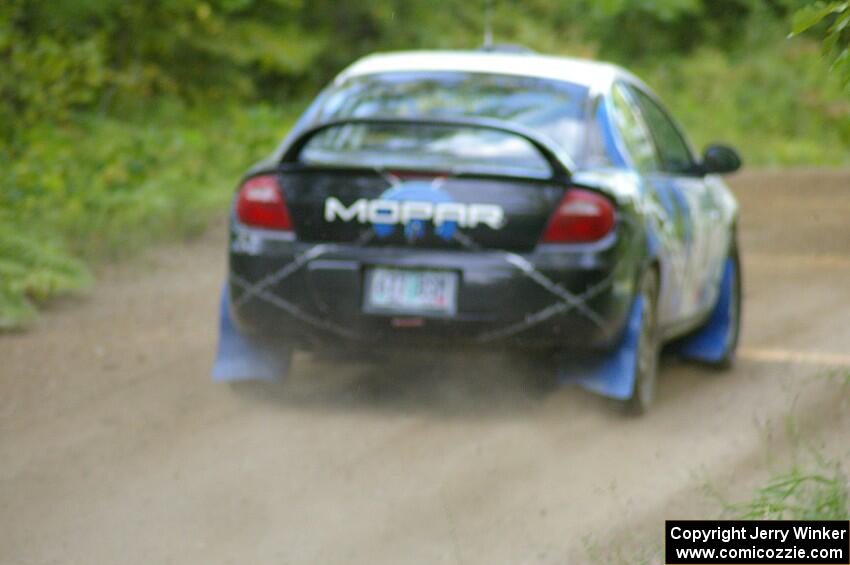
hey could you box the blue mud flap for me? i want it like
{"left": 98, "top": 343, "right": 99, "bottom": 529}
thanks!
{"left": 211, "top": 284, "right": 292, "bottom": 382}
{"left": 558, "top": 295, "right": 643, "bottom": 401}
{"left": 674, "top": 257, "right": 735, "bottom": 363}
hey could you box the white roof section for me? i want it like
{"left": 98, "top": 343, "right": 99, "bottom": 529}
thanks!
{"left": 335, "top": 50, "right": 635, "bottom": 93}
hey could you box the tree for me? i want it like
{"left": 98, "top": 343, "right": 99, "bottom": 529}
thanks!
{"left": 791, "top": 1, "right": 850, "bottom": 85}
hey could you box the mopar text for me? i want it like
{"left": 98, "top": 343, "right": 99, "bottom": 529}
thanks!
{"left": 324, "top": 197, "right": 505, "bottom": 229}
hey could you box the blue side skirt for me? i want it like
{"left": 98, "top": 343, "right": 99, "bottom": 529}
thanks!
{"left": 558, "top": 294, "right": 644, "bottom": 401}
{"left": 673, "top": 257, "right": 736, "bottom": 363}
{"left": 211, "top": 284, "right": 292, "bottom": 382}
{"left": 557, "top": 256, "right": 737, "bottom": 399}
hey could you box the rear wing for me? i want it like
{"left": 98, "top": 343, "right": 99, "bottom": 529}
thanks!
{"left": 277, "top": 116, "right": 574, "bottom": 183}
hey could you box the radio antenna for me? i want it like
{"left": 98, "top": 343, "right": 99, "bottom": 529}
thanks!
{"left": 484, "top": 0, "right": 493, "bottom": 48}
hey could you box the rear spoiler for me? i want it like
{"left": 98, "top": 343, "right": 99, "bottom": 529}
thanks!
{"left": 277, "top": 116, "right": 574, "bottom": 183}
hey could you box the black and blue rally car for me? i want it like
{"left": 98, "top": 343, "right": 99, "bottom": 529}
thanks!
{"left": 213, "top": 49, "right": 743, "bottom": 413}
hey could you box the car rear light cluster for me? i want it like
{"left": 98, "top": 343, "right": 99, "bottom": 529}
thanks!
{"left": 541, "top": 188, "right": 615, "bottom": 244}
{"left": 235, "top": 174, "right": 293, "bottom": 231}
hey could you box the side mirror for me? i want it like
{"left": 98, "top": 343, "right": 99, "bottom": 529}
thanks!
{"left": 701, "top": 144, "right": 742, "bottom": 175}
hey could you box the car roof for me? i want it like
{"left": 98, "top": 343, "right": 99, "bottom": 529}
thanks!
{"left": 335, "top": 50, "right": 643, "bottom": 94}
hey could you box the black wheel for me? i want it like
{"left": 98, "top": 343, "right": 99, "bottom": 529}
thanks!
{"left": 625, "top": 268, "right": 661, "bottom": 415}
{"left": 706, "top": 245, "right": 742, "bottom": 370}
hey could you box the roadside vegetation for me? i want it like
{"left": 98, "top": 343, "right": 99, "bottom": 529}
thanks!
{"left": 587, "top": 458, "right": 849, "bottom": 564}
{"left": 0, "top": 103, "right": 294, "bottom": 326}
{"left": 728, "top": 463, "right": 848, "bottom": 519}
{"left": 724, "top": 371, "right": 849, "bottom": 521}
{"left": 586, "top": 372, "right": 850, "bottom": 563}
{"left": 2, "top": 0, "right": 848, "bottom": 327}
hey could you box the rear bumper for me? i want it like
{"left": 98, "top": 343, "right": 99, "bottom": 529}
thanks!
{"left": 227, "top": 224, "right": 641, "bottom": 352}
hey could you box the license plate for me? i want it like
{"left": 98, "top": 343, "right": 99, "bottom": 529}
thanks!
{"left": 365, "top": 268, "right": 458, "bottom": 316}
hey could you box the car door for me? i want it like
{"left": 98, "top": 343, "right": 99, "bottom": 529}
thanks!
{"left": 607, "top": 82, "right": 692, "bottom": 327}
{"left": 622, "top": 82, "right": 730, "bottom": 323}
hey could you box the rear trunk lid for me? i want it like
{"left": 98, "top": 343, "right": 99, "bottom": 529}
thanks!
{"left": 280, "top": 169, "right": 564, "bottom": 252}
{"left": 272, "top": 117, "right": 573, "bottom": 252}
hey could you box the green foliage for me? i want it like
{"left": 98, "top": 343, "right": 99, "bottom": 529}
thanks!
{"left": 0, "top": 7, "right": 105, "bottom": 150}
{"left": 791, "top": 1, "right": 850, "bottom": 84}
{"left": 0, "top": 220, "right": 92, "bottom": 329}
{"left": 8, "top": 102, "right": 294, "bottom": 254}
{"left": 640, "top": 36, "right": 850, "bottom": 165}
{"left": 0, "top": 101, "right": 297, "bottom": 328}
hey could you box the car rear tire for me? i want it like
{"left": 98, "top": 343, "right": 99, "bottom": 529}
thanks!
{"left": 625, "top": 268, "right": 661, "bottom": 416}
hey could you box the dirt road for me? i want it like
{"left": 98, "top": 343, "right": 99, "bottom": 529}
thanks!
{"left": 2, "top": 170, "right": 849, "bottom": 564}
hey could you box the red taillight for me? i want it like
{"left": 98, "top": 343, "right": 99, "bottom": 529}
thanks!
{"left": 235, "top": 175, "right": 293, "bottom": 231}
{"left": 541, "top": 188, "right": 615, "bottom": 244}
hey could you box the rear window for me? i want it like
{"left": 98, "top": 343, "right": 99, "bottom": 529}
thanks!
{"left": 307, "top": 71, "right": 591, "bottom": 174}
{"left": 300, "top": 122, "right": 551, "bottom": 177}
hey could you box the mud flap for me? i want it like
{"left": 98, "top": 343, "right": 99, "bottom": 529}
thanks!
{"left": 211, "top": 284, "right": 292, "bottom": 382}
{"left": 558, "top": 295, "right": 643, "bottom": 401}
{"left": 674, "top": 257, "right": 735, "bottom": 363}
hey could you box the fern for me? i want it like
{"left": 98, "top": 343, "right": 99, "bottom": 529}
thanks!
{"left": 0, "top": 218, "right": 91, "bottom": 329}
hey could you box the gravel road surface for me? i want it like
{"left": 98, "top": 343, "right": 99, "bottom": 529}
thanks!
{"left": 2, "top": 170, "right": 849, "bottom": 564}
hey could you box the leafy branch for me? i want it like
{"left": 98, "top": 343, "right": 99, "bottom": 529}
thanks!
{"left": 791, "top": 1, "right": 850, "bottom": 85}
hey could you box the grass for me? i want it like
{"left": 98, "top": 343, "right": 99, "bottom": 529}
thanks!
{"left": 585, "top": 460, "right": 848, "bottom": 563}
{"left": 723, "top": 373, "right": 849, "bottom": 520}
{"left": 727, "top": 464, "right": 849, "bottom": 520}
